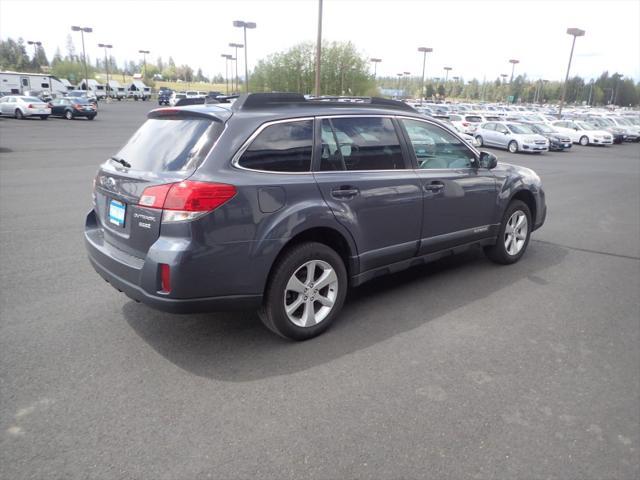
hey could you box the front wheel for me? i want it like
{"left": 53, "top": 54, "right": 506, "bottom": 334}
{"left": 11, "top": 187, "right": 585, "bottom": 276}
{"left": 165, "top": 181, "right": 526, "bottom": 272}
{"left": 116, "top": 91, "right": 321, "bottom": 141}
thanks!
{"left": 259, "top": 242, "right": 348, "bottom": 341}
{"left": 508, "top": 140, "right": 518, "bottom": 153}
{"left": 475, "top": 135, "right": 483, "bottom": 146}
{"left": 579, "top": 135, "right": 589, "bottom": 146}
{"left": 65, "top": 110, "right": 73, "bottom": 120}
{"left": 484, "top": 200, "right": 532, "bottom": 265}
{"left": 40, "top": 115, "right": 48, "bottom": 120}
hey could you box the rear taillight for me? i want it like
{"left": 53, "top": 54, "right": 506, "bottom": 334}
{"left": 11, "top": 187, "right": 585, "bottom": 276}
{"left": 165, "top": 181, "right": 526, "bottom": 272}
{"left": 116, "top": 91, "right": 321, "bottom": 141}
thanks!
{"left": 27, "top": 104, "right": 33, "bottom": 108}
{"left": 462, "top": 122, "right": 470, "bottom": 127}
{"left": 139, "top": 181, "right": 236, "bottom": 223}
{"left": 47, "top": 103, "right": 53, "bottom": 108}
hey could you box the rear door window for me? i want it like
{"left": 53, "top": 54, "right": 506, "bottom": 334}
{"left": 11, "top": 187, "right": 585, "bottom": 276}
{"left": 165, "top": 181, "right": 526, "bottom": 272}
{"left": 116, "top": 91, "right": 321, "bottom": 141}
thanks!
{"left": 319, "top": 117, "right": 406, "bottom": 171}
{"left": 238, "top": 119, "right": 313, "bottom": 172}
{"left": 114, "top": 116, "right": 223, "bottom": 172}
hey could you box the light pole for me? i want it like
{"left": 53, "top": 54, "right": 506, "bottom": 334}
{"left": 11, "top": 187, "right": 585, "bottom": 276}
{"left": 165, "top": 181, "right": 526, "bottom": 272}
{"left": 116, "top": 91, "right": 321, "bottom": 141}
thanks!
{"left": 27, "top": 40, "right": 42, "bottom": 70}
{"left": 314, "top": 0, "right": 323, "bottom": 97}
{"left": 417, "top": 47, "right": 432, "bottom": 104}
{"left": 138, "top": 50, "right": 150, "bottom": 81}
{"left": 509, "top": 59, "right": 519, "bottom": 83}
{"left": 71, "top": 26, "right": 92, "bottom": 90}
{"left": 558, "top": 28, "right": 585, "bottom": 115}
{"left": 444, "top": 66, "right": 452, "bottom": 83}
{"left": 221, "top": 54, "right": 232, "bottom": 95}
{"left": 370, "top": 58, "right": 382, "bottom": 78}
{"left": 587, "top": 79, "right": 594, "bottom": 106}
{"left": 500, "top": 74, "right": 508, "bottom": 102}
{"left": 98, "top": 43, "right": 112, "bottom": 101}
{"left": 396, "top": 73, "right": 403, "bottom": 97}
{"left": 233, "top": 20, "right": 256, "bottom": 93}
{"left": 403, "top": 72, "right": 411, "bottom": 98}
{"left": 229, "top": 43, "right": 244, "bottom": 94}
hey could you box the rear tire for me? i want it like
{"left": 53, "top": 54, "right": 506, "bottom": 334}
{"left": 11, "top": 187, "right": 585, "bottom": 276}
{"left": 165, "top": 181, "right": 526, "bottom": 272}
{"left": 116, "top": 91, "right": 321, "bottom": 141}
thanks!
{"left": 258, "top": 242, "right": 347, "bottom": 341}
{"left": 484, "top": 200, "right": 532, "bottom": 265}
{"left": 14, "top": 109, "right": 24, "bottom": 119}
{"left": 475, "top": 135, "right": 483, "bottom": 146}
{"left": 40, "top": 115, "right": 48, "bottom": 120}
{"left": 508, "top": 140, "right": 518, "bottom": 153}
{"left": 579, "top": 135, "right": 589, "bottom": 146}
{"left": 87, "top": 115, "right": 96, "bottom": 120}
{"left": 65, "top": 110, "right": 73, "bottom": 120}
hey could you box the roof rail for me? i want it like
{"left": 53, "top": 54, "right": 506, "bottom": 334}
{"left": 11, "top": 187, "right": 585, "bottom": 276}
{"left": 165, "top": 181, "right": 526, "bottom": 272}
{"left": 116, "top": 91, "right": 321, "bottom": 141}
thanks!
{"left": 232, "top": 93, "right": 417, "bottom": 113}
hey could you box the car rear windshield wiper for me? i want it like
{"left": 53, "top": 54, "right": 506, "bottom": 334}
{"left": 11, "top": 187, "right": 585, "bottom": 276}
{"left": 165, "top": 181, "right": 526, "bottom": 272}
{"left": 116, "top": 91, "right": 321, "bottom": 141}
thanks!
{"left": 110, "top": 156, "right": 131, "bottom": 168}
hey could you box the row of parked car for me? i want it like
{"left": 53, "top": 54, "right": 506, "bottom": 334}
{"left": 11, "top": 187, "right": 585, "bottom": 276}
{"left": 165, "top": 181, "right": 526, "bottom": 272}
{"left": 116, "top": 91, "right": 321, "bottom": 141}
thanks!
{"left": 419, "top": 107, "right": 640, "bottom": 154}
{"left": 0, "top": 93, "right": 97, "bottom": 120}
{"left": 157, "top": 88, "right": 225, "bottom": 106}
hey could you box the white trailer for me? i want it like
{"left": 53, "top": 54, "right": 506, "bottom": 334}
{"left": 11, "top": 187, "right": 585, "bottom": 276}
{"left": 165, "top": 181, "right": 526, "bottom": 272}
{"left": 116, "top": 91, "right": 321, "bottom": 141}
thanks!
{"left": 128, "top": 80, "right": 151, "bottom": 101}
{"left": 79, "top": 79, "right": 106, "bottom": 100}
{"left": 107, "top": 80, "right": 126, "bottom": 100}
{"left": 0, "top": 71, "right": 68, "bottom": 98}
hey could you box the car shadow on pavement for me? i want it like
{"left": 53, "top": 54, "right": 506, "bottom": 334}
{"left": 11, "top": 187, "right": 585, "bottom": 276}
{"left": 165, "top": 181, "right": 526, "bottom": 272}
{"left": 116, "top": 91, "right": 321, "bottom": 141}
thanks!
{"left": 124, "top": 241, "right": 567, "bottom": 381}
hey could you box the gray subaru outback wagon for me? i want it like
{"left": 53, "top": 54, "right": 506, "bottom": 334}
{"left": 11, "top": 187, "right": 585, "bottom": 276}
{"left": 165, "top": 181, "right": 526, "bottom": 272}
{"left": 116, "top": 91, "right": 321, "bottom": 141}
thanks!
{"left": 85, "top": 93, "right": 546, "bottom": 340}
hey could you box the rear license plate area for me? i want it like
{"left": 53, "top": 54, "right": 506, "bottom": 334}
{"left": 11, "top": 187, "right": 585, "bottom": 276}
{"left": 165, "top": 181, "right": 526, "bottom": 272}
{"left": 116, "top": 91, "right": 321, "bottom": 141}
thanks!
{"left": 108, "top": 199, "right": 126, "bottom": 228}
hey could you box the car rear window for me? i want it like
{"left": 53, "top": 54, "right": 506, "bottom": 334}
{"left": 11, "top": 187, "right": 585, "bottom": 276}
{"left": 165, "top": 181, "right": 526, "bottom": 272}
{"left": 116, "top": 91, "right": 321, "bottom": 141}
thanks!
{"left": 22, "top": 97, "right": 42, "bottom": 102}
{"left": 465, "top": 115, "right": 482, "bottom": 122}
{"left": 114, "top": 116, "right": 223, "bottom": 172}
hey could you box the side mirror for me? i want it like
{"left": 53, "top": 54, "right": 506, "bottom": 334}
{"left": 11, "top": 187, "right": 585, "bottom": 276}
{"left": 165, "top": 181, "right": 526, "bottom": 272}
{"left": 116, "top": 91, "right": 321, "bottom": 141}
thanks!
{"left": 479, "top": 151, "right": 498, "bottom": 169}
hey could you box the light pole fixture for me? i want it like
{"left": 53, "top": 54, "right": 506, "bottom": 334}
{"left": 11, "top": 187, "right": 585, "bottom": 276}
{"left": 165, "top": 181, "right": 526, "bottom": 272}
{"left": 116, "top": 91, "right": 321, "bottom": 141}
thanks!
{"left": 98, "top": 43, "right": 112, "bottom": 101}
{"left": 508, "top": 59, "right": 519, "bottom": 83}
{"left": 444, "top": 66, "right": 452, "bottom": 83}
{"left": 417, "top": 47, "right": 433, "bottom": 103}
{"left": 71, "top": 26, "right": 92, "bottom": 90}
{"left": 370, "top": 58, "right": 382, "bottom": 78}
{"left": 558, "top": 27, "right": 586, "bottom": 115}
{"left": 27, "top": 40, "right": 42, "bottom": 63}
{"left": 221, "top": 54, "right": 232, "bottom": 95}
{"left": 229, "top": 42, "right": 244, "bottom": 93}
{"left": 233, "top": 20, "right": 257, "bottom": 93}
{"left": 138, "top": 50, "right": 150, "bottom": 80}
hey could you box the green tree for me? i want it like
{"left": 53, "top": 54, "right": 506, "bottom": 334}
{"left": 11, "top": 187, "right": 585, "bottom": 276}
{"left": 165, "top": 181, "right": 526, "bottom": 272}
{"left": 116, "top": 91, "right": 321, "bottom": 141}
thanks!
{"left": 251, "top": 40, "right": 375, "bottom": 96}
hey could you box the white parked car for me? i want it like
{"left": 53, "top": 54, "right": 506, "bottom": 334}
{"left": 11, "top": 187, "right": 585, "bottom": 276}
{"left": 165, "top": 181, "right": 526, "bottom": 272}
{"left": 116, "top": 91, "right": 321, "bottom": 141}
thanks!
{"left": 475, "top": 121, "right": 549, "bottom": 153}
{"left": 0, "top": 95, "right": 51, "bottom": 119}
{"left": 169, "top": 92, "right": 186, "bottom": 106}
{"left": 551, "top": 120, "right": 613, "bottom": 146}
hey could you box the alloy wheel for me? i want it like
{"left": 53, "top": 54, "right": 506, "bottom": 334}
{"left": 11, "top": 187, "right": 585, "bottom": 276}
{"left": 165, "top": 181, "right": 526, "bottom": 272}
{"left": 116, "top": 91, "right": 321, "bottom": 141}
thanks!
{"left": 504, "top": 210, "right": 528, "bottom": 256}
{"left": 284, "top": 260, "right": 338, "bottom": 327}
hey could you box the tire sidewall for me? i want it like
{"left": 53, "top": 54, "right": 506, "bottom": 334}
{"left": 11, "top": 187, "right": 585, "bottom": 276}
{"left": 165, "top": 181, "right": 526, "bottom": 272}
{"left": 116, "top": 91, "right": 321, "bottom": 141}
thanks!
{"left": 508, "top": 140, "right": 518, "bottom": 153}
{"left": 580, "top": 135, "right": 589, "bottom": 146}
{"left": 263, "top": 242, "right": 348, "bottom": 340}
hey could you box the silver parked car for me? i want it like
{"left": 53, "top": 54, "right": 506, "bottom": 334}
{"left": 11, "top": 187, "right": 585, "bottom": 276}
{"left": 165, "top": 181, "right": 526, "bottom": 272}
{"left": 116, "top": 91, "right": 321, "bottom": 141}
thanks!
{"left": 0, "top": 95, "right": 51, "bottom": 119}
{"left": 475, "top": 121, "right": 549, "bottom": 153}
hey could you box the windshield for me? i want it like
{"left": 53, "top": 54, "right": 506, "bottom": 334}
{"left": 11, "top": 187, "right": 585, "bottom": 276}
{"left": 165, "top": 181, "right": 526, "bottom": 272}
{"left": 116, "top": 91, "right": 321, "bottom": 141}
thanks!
{"left": 596, "top": 118, "right": 614, "bottom": 126}
{"left": 507, "top": 124, "right": 534, "bottom": 134}
{"left": 114, "top": 117, "right": 223, "bottom": 172}
{"left": 615, "top": 118, "right": 632, "bottom": 126}
{"left": 465, "top": 116, "right": 482, "bottom": 122}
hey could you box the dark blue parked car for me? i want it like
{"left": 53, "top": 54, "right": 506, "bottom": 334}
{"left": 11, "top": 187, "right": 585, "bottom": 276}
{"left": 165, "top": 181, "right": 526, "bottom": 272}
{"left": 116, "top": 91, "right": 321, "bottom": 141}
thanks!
{"left": 85, "top": 93, "right": 546, "bottom": 340}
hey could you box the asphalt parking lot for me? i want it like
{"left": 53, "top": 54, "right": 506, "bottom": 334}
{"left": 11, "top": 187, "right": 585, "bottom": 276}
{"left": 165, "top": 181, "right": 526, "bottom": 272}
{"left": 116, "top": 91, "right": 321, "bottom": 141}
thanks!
{"left": 1, "top": 101, "right": 638, "bottom": 480}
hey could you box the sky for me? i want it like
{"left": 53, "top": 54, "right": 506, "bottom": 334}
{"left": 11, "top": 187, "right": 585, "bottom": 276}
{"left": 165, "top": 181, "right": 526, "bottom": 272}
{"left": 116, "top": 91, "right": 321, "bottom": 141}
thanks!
{"left": 1, "top": 0, "right": 639, "bottom": 82}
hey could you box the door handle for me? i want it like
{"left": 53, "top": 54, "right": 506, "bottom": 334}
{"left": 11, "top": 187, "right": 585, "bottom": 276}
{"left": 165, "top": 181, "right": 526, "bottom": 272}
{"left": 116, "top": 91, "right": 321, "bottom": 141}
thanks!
{"left": 424, "top": 181, "right": 445, "bottom": 192}
{"left": 331, "top": 186, "right": 360, "bottom": 199}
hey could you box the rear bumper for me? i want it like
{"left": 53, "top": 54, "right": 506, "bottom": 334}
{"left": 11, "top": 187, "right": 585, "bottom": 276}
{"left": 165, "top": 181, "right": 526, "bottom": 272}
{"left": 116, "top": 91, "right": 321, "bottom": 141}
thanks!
{"left": 84, "top": 210, "right": 262, "bottom": 313}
